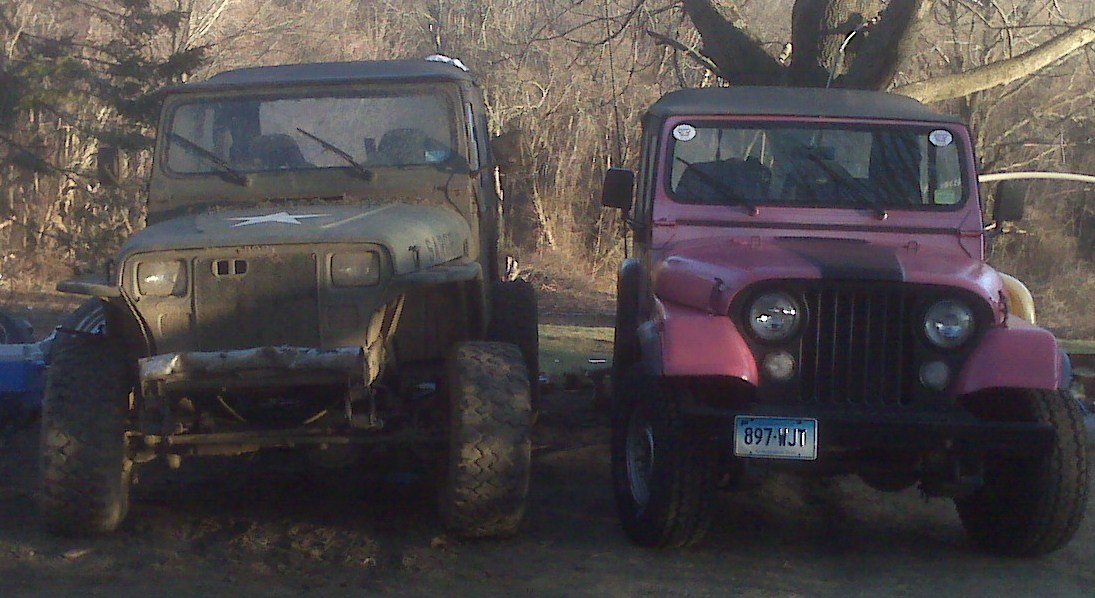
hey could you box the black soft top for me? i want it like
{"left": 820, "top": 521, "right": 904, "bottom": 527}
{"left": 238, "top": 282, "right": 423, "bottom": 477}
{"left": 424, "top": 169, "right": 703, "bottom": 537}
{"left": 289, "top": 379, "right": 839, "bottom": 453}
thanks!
{"left": 647, "top": 86, "right": 962, "bottom": 124}
{"left": 166, "top": 59, "right": 475, "bottom": 94}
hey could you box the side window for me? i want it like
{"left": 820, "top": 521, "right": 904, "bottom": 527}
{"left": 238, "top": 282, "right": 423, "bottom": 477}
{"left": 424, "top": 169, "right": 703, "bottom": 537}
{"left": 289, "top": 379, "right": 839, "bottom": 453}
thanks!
{"left": 465, "top": 102, "right": 480, "bottom": 171}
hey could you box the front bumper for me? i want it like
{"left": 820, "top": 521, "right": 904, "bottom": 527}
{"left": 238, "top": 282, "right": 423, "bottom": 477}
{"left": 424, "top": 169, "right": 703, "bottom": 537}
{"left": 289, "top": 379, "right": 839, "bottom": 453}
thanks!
{"left": 685, "top": 403, "right": 1054, "bottom": 459}
{"left": 139, "top": 345, "right": 366, "bottom": 392}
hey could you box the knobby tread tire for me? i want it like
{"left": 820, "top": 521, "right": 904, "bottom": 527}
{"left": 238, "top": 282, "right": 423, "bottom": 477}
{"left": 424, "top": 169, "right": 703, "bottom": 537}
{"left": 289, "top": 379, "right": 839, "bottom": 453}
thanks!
{"left": 441, "top": 341, "right": 532, "bottom": 538}
{"left": 956, "top": 389, "right": 1089, "bottom": 557}
{"left": 39, "top": 330, "right": 134, "bottom": 535}
{"left": 612, "top": 368, "right": 715, "bottom": 548}
{"left": 488, "top": 280, "right": 540, "bottom": 411}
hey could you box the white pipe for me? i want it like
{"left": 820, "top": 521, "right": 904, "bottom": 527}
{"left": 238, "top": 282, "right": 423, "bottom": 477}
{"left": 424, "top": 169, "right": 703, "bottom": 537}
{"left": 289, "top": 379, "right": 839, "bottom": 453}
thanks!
{"left": 978, "top": 171, "right": 1095, "bottom": 185}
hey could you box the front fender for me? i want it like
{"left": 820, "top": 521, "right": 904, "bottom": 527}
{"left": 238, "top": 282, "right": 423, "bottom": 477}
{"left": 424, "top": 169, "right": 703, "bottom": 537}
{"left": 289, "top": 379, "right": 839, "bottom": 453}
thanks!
{"left": 655, "top": 299, "right": 758, "bottom": 383}
{"left": 952, "top": 315, "right": 1062, "bottom": 395}
{"left": 57, "top": 274, "right": 120, "bottom": 298}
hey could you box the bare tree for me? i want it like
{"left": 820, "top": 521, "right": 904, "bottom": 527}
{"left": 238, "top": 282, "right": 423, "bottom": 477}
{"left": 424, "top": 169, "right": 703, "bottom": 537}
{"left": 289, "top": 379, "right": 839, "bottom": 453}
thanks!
{"left": 678, "top": 0, "right": 1095, "bottom": 101}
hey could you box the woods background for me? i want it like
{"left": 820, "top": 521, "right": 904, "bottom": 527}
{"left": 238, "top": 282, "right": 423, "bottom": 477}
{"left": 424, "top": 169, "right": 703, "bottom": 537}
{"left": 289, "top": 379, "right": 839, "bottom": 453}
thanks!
{"left": 2, "top": 0, "right": 1095, "bottom": 336}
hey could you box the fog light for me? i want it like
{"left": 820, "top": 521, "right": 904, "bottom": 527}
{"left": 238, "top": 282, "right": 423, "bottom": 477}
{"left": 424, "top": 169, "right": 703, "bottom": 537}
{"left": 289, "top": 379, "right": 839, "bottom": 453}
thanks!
{"left": 919, "top": 360, "right": 951, "bottom": 391}
{"left": 762, "top": 351, "right": 796, "bottom": 382}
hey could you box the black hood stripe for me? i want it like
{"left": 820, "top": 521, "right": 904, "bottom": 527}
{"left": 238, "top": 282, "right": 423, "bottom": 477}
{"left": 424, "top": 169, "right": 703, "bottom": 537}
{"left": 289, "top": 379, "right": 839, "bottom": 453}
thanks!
{"left": 780, "top": 239, "right": 904, "bottom": 282}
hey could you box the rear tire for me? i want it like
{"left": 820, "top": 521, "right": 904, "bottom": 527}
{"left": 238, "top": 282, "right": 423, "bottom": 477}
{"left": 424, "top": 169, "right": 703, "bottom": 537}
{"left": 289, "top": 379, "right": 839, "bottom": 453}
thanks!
{"left": 440, "top": 341, "right": 531, "bottom": 538}
{"left": 488, "top": 280, "right": 540, "bottom": 410}
{"left": 956, "top": 389, "right": 1088, "bottom": 556}
{"left": 612, "top": 368, "right": 714, "bottom": 547}
{"left": 39, "top": 330, "right": 134, "bottom": 535}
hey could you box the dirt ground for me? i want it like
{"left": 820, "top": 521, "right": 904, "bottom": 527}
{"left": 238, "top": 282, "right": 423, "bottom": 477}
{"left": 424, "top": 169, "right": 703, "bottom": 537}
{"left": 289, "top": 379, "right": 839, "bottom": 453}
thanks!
{"left": 1, "top": 292, "right": 1093, "bottom": 597}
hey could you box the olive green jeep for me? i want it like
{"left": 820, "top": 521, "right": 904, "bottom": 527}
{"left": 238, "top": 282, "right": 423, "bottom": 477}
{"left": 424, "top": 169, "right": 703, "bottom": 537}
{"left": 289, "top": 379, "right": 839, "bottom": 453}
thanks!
{"left": 39, "top": 57, "right": 538, "bottom": 538}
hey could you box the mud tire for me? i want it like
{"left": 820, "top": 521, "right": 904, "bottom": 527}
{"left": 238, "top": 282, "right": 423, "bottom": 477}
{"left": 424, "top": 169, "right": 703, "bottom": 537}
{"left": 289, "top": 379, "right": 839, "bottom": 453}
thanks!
{"left": 45, "top": 299, "right": 107, "bottom": 364}
{"left": 488, "top": 280, "right": 540, "bottom": 411}
{"left": 440, "top": 341, "right": 532, "bottom": 538}
{"left": 956, "top": 389, "right": 1088, "bottom": 556}
{"left": 612, "top": 368, "right": 714, "bottom": 547}
{"left": 39, "top": 330, "right": 134, "bottom": 535}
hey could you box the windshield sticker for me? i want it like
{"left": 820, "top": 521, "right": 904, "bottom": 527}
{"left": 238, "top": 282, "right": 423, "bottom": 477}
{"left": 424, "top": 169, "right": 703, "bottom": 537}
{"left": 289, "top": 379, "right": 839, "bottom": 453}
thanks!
{"left": 929, "top": 129, "right": 953, "bottom": 147}
{"left": 673, "top": 124, "right": 696, "bottom": 142}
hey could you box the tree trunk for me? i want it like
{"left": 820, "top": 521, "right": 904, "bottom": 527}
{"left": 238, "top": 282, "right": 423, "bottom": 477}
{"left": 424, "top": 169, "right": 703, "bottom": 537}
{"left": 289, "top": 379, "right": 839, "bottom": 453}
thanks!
{"left": 680, "top": 1, "right": 1095, "bottom": 104}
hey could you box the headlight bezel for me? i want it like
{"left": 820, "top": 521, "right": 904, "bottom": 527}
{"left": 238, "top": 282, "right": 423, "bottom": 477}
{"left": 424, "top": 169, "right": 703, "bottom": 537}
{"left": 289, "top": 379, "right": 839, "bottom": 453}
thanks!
{"left": 330, "top": 251, "right": 382, "bottom": 287}
{"left": 922, "top": 298, "right": 976, "bottom": 350}
{"left": 744, "top": 290, "right": 804, "bottom": 344}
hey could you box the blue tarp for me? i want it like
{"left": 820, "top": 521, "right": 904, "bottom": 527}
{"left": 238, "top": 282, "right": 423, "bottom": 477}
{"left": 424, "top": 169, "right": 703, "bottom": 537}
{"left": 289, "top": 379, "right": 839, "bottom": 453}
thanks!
{"left": 0, "top": 342, "right": 48, "bottom": 433}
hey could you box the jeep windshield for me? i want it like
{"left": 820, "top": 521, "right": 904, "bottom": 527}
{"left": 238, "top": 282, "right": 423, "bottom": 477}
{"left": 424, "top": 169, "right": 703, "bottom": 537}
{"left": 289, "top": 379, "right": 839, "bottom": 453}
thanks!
{"left": 668, "top": 121, "right": 967, "bottom": 209}
{"left": 164, "top": 87, "right": 459, "bottom": 176}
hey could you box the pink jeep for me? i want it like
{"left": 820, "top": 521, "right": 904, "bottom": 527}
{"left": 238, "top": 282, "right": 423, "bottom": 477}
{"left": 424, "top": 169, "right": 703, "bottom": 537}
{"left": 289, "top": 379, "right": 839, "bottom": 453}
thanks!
{"left": 601, "top": 87, "right": 1088, "bottom": 556}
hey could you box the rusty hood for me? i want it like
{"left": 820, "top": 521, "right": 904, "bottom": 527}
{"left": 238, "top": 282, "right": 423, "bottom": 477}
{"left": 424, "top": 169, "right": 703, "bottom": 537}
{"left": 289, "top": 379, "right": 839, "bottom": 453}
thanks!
{"left": 120, "top": 202, "right": 471, "bottom": 276}
{"left": 653, "top": 236, "right": 1006, "bottom": 316}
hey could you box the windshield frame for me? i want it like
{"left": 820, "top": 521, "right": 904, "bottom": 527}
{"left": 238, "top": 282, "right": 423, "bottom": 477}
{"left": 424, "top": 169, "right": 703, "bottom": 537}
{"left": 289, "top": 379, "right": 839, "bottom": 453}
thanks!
{"left": 159, "top": 83, "right": 464, "bottom": 179}
{"left": 660, "top": 117, "right": 972, "bottom": 213}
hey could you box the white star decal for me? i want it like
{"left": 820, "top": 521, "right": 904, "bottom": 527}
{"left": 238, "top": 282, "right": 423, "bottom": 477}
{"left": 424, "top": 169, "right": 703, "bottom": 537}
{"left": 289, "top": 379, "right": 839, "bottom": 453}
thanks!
{"left": 228, "top": 211, "right": 328, "bottom": 227}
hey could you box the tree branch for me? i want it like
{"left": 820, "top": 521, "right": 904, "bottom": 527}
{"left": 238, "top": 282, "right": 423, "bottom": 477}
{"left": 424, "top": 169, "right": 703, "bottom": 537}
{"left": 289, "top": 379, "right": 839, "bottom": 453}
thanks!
{"left": 895, "top": 16, "right": 1095, "bottom": 103}
{"left": 679, "top": 0, "right": 784, "bottom": 85}
{"left": 645, "top": 29, "right": 721, "bottom": 76}
{"left": 843, "top": 0, "right": 932, "bottom": 90}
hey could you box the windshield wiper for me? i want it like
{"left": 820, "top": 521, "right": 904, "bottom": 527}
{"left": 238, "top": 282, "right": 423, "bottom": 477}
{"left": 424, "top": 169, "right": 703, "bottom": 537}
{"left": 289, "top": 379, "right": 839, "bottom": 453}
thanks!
{"left": 800, "top": 151, "right": 887, "bottom": 220}
{"left": 675, "top": 157, "right": 755, "bottom": 212}
{"left": 168, "top": 132, "right": 249, "bottom": 187}
{"left": 296, "top": 127, "right": 374, "bottom": 181}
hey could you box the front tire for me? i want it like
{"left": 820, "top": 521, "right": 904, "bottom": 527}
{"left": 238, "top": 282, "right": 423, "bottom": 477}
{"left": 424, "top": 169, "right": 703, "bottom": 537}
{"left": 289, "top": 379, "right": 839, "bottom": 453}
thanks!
{"left": 39, "top": 329, "right": 134, "bottom": 535}
{"left": 612, "top": 369, "right": 714, "bottom": 547}
{"left": 956, "top": 389, "right": 1088, "bottom": 556}
{"left": 440, "top": 341, "right": 532, "bottom": 538}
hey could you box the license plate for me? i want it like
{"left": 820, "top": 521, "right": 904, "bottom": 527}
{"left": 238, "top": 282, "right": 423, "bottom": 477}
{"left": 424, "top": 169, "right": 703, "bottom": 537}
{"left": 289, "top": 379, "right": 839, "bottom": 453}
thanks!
{"left": 734, "top": 416, "right": 818, "bottom": 460}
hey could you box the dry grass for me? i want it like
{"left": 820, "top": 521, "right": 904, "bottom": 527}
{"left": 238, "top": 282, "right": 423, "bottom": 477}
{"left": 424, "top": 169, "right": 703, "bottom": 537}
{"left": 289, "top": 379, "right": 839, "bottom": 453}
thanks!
{"left": 989, "top": 218, "right": 1095, "bottom": 339}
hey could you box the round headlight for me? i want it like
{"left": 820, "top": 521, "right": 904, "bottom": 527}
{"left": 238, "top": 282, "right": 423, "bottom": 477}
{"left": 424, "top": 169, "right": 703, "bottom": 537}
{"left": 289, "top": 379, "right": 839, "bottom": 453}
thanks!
{"left": 923, "top": 299, "right": 975, "bottom": 349}
{"left": 747, "top": 292, "right": 801, "bottom": 342}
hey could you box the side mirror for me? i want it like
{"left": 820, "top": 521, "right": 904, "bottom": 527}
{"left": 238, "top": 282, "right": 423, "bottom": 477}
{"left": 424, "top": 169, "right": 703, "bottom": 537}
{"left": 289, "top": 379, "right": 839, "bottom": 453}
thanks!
{"left": 601, "top": 168, "right": 635, "bottom": 210}
{"left": 96, "top": 145, "right": 120, "bottom": 187}
{"left": 490, "top": 129, "right": 523, "bottom": 172}
{"left": 993, "top": 180, "right": 1026, "bottom": 223}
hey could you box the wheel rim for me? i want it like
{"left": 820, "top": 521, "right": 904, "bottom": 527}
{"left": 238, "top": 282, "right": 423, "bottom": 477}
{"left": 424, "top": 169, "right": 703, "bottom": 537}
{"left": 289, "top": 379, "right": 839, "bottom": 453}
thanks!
{"left": 625, "top": 408, "right": 655, "bottom": 508}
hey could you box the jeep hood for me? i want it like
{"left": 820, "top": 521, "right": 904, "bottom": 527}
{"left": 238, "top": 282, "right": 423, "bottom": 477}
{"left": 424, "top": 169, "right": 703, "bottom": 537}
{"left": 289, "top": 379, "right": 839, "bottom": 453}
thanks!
{"left": 120, "top": 202, "right": 471, "bottom": 275}
{"left": 654, "top": 236, "right": 1005, "bottom": 315}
